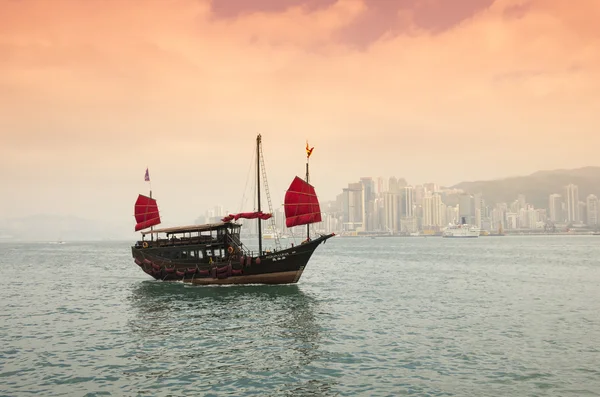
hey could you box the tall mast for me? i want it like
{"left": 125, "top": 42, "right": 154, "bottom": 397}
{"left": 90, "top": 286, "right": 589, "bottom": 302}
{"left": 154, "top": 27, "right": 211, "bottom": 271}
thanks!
{"left": 149, "top": 173, "right": 154, "bottom": 241}
{"left": 306, "top": 157, "right": 309, "bottom": 241}
{"left": 256, "top": 134, "right": 262, "bottom": 255}
{"left": 150, "top": 189, "right": 153, "bottom": 241}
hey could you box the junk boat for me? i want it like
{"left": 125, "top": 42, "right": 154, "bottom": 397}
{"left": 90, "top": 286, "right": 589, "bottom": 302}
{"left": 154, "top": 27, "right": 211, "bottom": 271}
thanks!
{"left": 131, "top": 135, "right": 335, "bottom": 285}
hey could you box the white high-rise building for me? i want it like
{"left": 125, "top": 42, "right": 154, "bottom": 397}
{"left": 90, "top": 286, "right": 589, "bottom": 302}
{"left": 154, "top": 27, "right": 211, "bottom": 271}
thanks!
{"left": 431, "top": 194, "right": 443, "bottom": 227}
{"left": 422, "top": 194, "right": 443, "bottom": 228}
{"left": 422, "top": 195, "right": 433, "bottom": 227}
{"left": 564, "top": 184, "right": 580, "bottom": 223}
{"left": 587, "top": 194, "right": 598, "bottom": 227}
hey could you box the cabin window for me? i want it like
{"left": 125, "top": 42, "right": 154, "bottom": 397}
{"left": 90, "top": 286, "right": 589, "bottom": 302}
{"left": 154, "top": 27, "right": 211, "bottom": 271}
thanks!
{"left": 190, "top": 251, "right": 196, "bottom": 258}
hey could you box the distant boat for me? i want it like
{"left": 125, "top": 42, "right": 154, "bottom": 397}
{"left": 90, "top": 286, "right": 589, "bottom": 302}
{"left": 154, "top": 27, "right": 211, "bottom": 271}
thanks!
{"left": 50, "top": 235, "right": 66, "bottom": 244}
{"left": 442, "top": 217, "right": 480, "bottom": 238}
{"left": 130, "top": 135, "right": 335, "bottom": 285}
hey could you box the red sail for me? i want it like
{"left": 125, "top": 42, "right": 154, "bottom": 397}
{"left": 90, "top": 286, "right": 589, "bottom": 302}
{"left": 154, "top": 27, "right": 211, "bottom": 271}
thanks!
{"left": 284, "top": 176, "right": 322, "bottom": 228}
{"left": 221, "top": 212, "right": 272, "bottom": 222}
{"left": 134, "top": 194, "right": 161, "bottom": 231}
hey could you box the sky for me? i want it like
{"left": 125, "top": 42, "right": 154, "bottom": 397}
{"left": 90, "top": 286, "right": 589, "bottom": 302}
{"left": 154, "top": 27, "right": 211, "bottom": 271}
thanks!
{"left": 1, "top": 0, "right": 599, "bottom": 234}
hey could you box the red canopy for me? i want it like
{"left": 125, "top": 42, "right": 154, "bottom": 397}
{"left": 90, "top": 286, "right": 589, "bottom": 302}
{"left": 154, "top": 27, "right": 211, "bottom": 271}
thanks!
{"left": 221, "top": 211, "right": 272, "bottom": 222}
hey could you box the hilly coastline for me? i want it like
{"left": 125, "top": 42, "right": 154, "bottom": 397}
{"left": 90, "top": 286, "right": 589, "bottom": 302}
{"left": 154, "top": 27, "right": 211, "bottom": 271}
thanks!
{"left": 452, "top": 166, "right": 600, "bottom": 208}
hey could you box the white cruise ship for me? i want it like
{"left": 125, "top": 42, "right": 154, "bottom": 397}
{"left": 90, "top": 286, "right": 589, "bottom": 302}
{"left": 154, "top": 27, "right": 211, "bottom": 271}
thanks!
{"left": 442, "top": 218, "right": 480, "bottom": 238}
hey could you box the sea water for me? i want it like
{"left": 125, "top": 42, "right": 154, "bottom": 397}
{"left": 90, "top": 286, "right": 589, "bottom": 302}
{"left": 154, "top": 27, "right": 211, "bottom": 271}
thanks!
{"left": 1, "top": 236, "right": 599, "bottom": 396}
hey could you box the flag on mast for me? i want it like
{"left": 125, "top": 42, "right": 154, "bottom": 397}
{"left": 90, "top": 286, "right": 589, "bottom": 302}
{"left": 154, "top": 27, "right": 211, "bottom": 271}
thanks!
{"left": 306, "top": 141, "right": 314, "bottom": 158}
{"left": 144, "top": 168, "right": 150, "bottom": 182}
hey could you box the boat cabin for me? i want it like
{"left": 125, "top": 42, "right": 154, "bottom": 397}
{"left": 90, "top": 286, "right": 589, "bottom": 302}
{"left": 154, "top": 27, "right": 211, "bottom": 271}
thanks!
{"left": 134, "top": 222, "right": 246, "bottom": 262}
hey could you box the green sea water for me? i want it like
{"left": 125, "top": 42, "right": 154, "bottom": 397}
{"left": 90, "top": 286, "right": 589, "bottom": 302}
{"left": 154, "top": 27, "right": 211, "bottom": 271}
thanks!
{"left": 1, "top": 236, "right": 599, "bottom": 396}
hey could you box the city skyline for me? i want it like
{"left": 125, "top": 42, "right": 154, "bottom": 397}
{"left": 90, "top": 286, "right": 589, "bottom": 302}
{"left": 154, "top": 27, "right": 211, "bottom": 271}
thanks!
{"left": 1, "top": 0, "right": 599, "bottom": 232}
{"left": 195, "top": 174, "right": 600, "bottom": 237}
{"left": 1, "top": 165, "right": 599, "bottom": 241}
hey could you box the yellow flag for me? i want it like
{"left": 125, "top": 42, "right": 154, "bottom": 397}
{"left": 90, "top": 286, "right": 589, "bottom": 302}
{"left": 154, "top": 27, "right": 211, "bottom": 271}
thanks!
{"left": 306, "top": 141, "right": 314, "bottom": 158}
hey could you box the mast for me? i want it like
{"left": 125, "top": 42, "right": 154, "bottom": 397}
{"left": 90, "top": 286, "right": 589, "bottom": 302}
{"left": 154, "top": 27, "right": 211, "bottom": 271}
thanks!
{"left": 150, "top": 189, "right": 153, "bottom": 241}
{"left": 256, "top": 134, "right": 262, "bottom": 255}
{"left": 149, "top": 171, "right": 154, "bottom": 241}
{"left": 306, "top": 160, "right": 309, "bottom": 241}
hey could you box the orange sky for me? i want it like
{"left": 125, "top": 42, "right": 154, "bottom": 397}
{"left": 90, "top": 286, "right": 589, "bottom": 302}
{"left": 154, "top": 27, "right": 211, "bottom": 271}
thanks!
{"left": 0, "top": 0, "right": 599, "bottom": 233}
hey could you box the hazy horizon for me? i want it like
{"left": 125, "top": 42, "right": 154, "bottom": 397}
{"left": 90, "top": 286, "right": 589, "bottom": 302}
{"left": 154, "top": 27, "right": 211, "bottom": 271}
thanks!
{"left": 1, "top": 0, "right": 599, "bottom": 231}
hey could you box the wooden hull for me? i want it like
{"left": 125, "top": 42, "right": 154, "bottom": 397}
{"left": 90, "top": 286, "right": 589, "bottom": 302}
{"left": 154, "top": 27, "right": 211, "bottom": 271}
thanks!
{"left": 131, "top": 234, "right": 334, "bottom": 285}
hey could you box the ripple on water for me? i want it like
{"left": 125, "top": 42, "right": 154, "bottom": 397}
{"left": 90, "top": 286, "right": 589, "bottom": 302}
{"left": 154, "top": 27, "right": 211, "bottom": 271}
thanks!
{"left": 1, "top": 238, "right": 600, "bottom": 395}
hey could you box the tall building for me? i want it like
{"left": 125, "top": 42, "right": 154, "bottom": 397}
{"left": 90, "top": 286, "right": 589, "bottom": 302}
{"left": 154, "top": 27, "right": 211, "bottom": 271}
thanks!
{"left": 587, "top": 194, "right": 599, "bottom": 227}
{"left": 458, "top": 194, "right": 475, "bottom": 225}
{"left": 446, "top": 205, "right": 458, "bottom": 225}
{"left": 373, "top": 198, "right": 385, "bottom": 231}
{"left": 548, "top": 193, "right": 563, "bottom": 223}
{"left": 360, "top": 177, "right": 375, "bottom": 231}
{"left": 491, "top": 203, "right": 507, "bottom": 230}
{"left": 564, "top": 184, "right": 580, "bottom": 223}
{"left": 376, "top": 177, "right": 388, "bottom": 196}
{"left": 579, "top": 201, "right": 587, "bottom": 226}
{"left": 360, "top": 177, "right": 375, "bottom": 203}
{"left": 342, "top": 182, "right": 364, "bottom": 231}
{"left": 402, "top": 186, "right": 414, "bottom": 217}
{"left": 388, "top": 177, "right": 399, "bottom": 194}
{"left": 422, "top": 194, "right": 443, "bottom": 229}
{"left": 383, "top": 192, "right": 400, "bottom": 232}
{"left": 474, "top": 193, "right": 485, "bottom": 229}
{"left": 414, "top": 185, "right": 426, "bottom": 207}
{"left": 422, "top": 195, "right": 433, "bottom": 227}
{"left": 517, "top": 194, "right": 527, "bottom": 210}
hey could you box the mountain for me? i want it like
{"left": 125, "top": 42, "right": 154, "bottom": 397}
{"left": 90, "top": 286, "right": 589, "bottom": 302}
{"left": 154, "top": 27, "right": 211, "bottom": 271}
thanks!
{"left": 452, "top": 166, "right": 600, "bottom": 209}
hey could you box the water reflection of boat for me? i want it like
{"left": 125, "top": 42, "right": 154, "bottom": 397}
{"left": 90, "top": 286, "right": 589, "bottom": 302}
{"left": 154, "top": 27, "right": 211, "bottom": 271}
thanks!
{"left": 126, "top": 281, "right": 338, "bottom": 394}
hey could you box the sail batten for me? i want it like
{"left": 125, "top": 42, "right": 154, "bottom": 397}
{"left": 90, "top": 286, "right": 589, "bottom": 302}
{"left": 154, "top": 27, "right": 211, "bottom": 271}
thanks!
{"left": 134, "top": 194, "right": 161, "bottom": 231}
{"left": 284, "top": 176, "right": 322, "bottom": 228}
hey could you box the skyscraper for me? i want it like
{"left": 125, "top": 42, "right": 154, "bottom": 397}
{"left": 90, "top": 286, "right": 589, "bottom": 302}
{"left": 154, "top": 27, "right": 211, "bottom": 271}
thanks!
{"left": 458, "top": 194, "right": 475, "bottom": 225}
{"left": 342, "top": 182, "right": 365, "bottom": 231}
{"left": 587, "top": 194, "right": 598, "bottom": 227}
{"left": 402, "top": 186, "right": 414, "bottom": 217}
{"left": 564, "top": 184, "right": 580, "bottom": 223}
{"left": 548, "top": 193, "right": 563, "bottom": 223}
{"left": 383, "top": 192, "right": 400, "bottom": 232}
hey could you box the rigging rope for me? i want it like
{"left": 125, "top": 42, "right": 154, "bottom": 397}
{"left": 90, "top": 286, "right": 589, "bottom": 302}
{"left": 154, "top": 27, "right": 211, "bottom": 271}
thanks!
{"left": 238, "top": 145, "right": 256, "bottom": 214}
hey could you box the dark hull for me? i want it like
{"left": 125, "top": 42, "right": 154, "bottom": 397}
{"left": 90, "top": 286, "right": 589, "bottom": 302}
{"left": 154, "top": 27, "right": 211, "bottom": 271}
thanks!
{"left": 131, "top": 234, "right": 334, "bottom": 285}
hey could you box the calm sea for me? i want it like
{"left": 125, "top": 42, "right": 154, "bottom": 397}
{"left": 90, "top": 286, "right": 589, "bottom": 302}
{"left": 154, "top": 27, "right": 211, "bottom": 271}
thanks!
{"left": 1, "top": 236, "right": 599, "bottom": 396}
